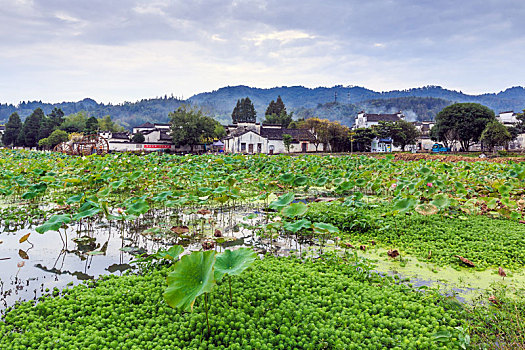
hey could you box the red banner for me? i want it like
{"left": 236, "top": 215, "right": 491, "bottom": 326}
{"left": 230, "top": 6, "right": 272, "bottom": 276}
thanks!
{"left": 144, "top": 144, "right": 171, "bottom": 149}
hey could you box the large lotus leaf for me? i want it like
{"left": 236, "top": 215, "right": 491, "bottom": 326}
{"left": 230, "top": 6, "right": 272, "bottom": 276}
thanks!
{"left": 269, "top": 192, "right": 295, "bottom": 210}
{"left": 126, "top": 199, "right": 150, "bottom": 216}
{"left": 66, "top": 193, "right": 84, "bottom": 204}
{"left": 281, "top": 202, "right": 308, "bottom": 218}
{"left": 355, "top": 178, "right": 367, "bottom": 187}
{"left": 214, "top": 248, "right": 257, "bottom": 282}
{"left": 152, "top": 191, "right": 173, "bottom": 202}
{"left": 21, "top": 191, "right": 37, "bottom": 200}
{"left": 419, "top": 167, "right": 431, "bottom": 175}
{"left": 316, "top": 177, "right": 328, "bottom": 186}
{"left": 392, "top": 197, "right": 416, "bottom": 213}
{"left": 431, "top": 194, "right": 450, "bottom": 209}
{"left": 294, "top": 176, "right": 308, "bottom": 187}
{"left": 280, "top": 173, "right": 294, "bottom": 183}
{"left": 284, "top": 219, "right": 312, "bottom": 233}
{"left": 36, "top": 214, "right": 72, "bottom": 234}
{"left": 157, "top": 245, "right": 184, "bottom": 261}
{"left": 313, "top": 222, "right": 339, "bottom": 234}
{"left": 164, "top": 250, "right": 216, "bottom": 312}
{"left": 498, "top": 184, "right": 512, "bottom": 196}
{"left": 72, "top": 207, "right": 101, "bottom": 221}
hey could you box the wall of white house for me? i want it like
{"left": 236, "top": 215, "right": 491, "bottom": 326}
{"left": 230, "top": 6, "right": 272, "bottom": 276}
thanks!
{"left": 224, "top": 131, "right": 323, "bottom": 154}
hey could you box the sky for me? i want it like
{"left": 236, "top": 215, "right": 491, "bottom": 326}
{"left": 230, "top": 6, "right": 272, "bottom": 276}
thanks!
{"left": 1, "top": 0, "right": 524, "bottom": 104}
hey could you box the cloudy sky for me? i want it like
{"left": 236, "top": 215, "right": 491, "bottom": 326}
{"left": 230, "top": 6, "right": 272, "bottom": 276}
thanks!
{"left": 1, "top": 0, "right": 524, "bottom": 104}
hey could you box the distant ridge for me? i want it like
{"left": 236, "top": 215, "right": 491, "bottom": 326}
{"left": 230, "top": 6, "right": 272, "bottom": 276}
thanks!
{"left": 1, "top": 85, "right": 523, "bottom": 129}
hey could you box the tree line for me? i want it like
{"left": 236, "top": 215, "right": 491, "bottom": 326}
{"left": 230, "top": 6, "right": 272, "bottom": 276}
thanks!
{"left": 2, "top": 108, "right": 124, "bottom": 149}
{"left": 430, "top": 103, "right": 525, "bottom": 151}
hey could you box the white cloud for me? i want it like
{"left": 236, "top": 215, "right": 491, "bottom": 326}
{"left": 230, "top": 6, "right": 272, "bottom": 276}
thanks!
{"left": 249, "top": 30, "right": 316, "bottom": 46}
{"left": 0, "top": 0, "right": 524, "bottom": 103}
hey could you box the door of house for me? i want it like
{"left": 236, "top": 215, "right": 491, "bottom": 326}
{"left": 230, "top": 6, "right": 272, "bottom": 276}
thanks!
{"left": 248, "top": 144, "right": 254, "bottom": 153}
{"left": 301, "top": 143, "right": 307, "bottom": 152}
{"left": 257, "top": 143, "right": 262, "bottom": 153}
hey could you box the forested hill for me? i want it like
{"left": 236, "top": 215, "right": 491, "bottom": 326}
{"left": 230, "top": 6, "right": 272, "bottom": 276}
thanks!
{"left": 189, "top": 85, "right": 525, "bottom": 121}
{"left": 0, "top": 96, "right": 185, "bottom": 129}
{"left": 1, "top": 85, "right": 523, "bottom": 129}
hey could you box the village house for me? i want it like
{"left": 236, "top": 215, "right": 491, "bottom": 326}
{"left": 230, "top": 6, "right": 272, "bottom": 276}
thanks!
{"left": 413, "top": 121, "right": 436, "bottom": 151}
{"left": 223, "top": 121, "right": 322, "bottom": 154}
{"left": 496, "top": 111, "right": 525, "bottom": 150}
{"left": 352, "top": 111, "right": 405, "bottom": 152}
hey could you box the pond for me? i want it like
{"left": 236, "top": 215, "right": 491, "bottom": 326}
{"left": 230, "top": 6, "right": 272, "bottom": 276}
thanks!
{"left": 1, "top": 205, "right": 522, "bottom": 313}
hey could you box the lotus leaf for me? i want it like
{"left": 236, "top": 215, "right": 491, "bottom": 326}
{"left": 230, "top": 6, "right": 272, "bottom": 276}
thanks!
{"left": 36, "top": 214, "right": 71, "bottom": 233}
{"left": 214, "top": 248, "right": 257, "bottom": 282}
{"left": 281, "top": 202, "right": 308, "bottom": 218}
{"left": 164, "top": 250, "right": 216, "bottom": 312}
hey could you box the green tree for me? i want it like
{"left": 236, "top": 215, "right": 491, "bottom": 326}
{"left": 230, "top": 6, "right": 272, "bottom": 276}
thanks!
{"left": 85, "top": 116, "right": 99, "bottom": 134}
{"left": 38, "top": 116, "right": 55, "bottom": 140}
{"left": 60, "top": 112, "right": 88, "bottom": 133}
{"left": 131, "top": 133, "right": 145, "bottom": 143}
{"left": 21, "top": 108, "right": 44, "bottom": 147}
{"left": 480, "top": 121, "right": 512, "bottom": 152}
{"left": 38, "top": 138, "right": 51, "bottom": 149}
{"left": 264, "top": 110, "right": 293, "bottom": 128}
{"left": 326, "top": 121, "right": 350, "bottom": 152}
{"left": 48, "top": 107, "right": 65, "bottom": 127}
{"left": 299, "top": 118, "right": 331, "bottom": 152}
{"left": 351, "top": 127, "right": 378, "bottom": 152}
{"left": 231, "top": 97, "right": 256, "bottom": 124}
{"left": 169, "top": 106, "right": 223, "bottom": 152}
{"left": 47, "top": 129, "right": 69, "bottom": 147}
{"left": 434, "top": 103, "right": 496, "bottom": 151}
{"left": 377, "top": 120, "right": 420, "bottom": 151}
{"left": 3, "top": 112, "right": 22, "bottom": 147}
{"left": 98, "top": 115, "right": 124, "bottom": 132}
{"left": 264, "top": 96, "right": 292, "bottom": 127}
{"left": 265, "top": 96, "right": 286, "bottom": 117}
{"left": 282, "top": 134, "right": 293, "bottom": 153}
{"left": 515, "top": 109, "right": 525, "bottom": 132}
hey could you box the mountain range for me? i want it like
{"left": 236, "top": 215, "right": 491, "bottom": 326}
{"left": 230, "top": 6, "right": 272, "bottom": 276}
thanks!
{"left": 1, "top": 85, "right": 524, "bottom": 129}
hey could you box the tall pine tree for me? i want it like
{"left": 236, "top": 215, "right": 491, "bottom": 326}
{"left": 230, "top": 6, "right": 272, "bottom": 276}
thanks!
{"left": 21, "top": 108, "right": 44, "bottom": 148}
{"left": 2, "top": 112, "right": 22, "bottom": 147}
{"left": 231, "top": 97, "right": 256, "bottom": 123}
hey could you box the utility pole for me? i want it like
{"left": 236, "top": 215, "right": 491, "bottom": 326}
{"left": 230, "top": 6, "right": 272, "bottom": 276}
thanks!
{"left": 334, "top": 91, "right": 337, "bottom": 103}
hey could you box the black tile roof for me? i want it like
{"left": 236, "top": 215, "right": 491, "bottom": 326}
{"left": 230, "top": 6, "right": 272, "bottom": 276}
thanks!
{"left": 111, "top": 132, "right": 130, "bottom": 140}
{"left": 260, "top": 127, "right": 316, "bottom": 142}
{"left": 364, "top": 113, "right": 402, "bottom": 122}
{"left": 136, "top": 122, "right": 155, "bottom": 128}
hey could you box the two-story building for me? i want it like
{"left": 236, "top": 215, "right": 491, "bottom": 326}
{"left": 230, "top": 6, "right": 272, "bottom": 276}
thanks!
{"left": 223, "top": 121, "right": 321, "bottom": 154}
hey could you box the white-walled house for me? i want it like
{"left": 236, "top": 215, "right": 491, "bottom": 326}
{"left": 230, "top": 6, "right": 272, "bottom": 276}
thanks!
{"left": 352, "top": 111, "right": 405, "bottom": 152}
{"left": 223, "top": 122, "right": 322, "bottom": 154}
{"left": 413, "top": 121, "right": 436, "bottom": 151}
{"left": 132, "top": 122, "right": 170, "bottom": 134}
{"left": 497, "top": 111, "right": 519, "bottom": 126}
{"left": 354, "top": 111, "right": 404, "bottom": 129}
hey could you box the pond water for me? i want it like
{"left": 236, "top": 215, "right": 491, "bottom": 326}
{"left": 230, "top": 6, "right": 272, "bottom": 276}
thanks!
{"left": 0, "top": 206, "right": 520, "bottom": 313}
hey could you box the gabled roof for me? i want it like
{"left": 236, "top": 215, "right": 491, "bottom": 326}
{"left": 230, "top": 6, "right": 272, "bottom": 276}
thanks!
{"left": 111, "top": 132, "right": 130, "bottom": 140}
{"left": 224, "top": 129, "right": 259, "bottom": 140}
{"left": 136, "top": 122, "right": 155, "bottom": 128}
{"left": 364, "top": 113, "right": 402, "bottom": 122}
{"left": 260, "top": 127, "right": 316, "bottom": 142}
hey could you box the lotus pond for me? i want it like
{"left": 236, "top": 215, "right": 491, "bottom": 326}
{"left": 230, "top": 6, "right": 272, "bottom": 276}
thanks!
{"left": 0, "top": 150, "right": 524, "bottom": 349}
